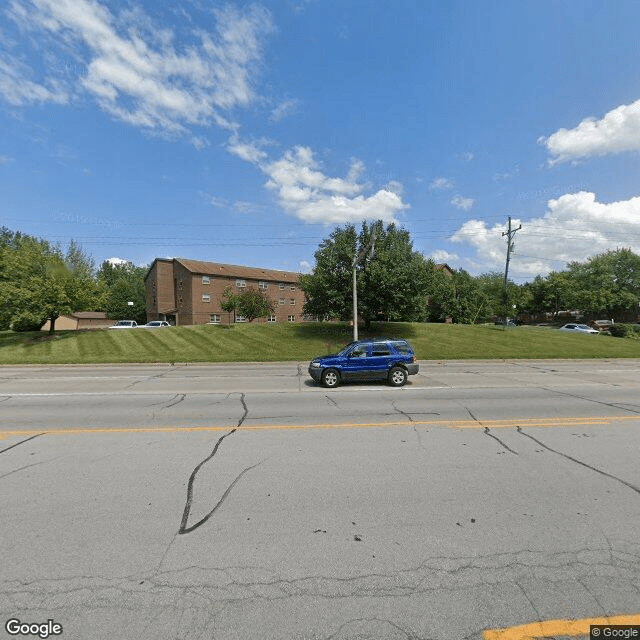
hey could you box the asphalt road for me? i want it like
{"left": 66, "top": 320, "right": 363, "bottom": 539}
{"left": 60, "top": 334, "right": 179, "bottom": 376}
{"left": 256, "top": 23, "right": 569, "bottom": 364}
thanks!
{"left": 1, "top": 360, "right": 639, "bottom": 640}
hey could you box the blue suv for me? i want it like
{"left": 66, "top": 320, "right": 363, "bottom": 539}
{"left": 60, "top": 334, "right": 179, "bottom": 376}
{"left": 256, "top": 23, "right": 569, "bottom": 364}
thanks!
{"left": 308, "top": 339, "right": 419, "bottom": 388}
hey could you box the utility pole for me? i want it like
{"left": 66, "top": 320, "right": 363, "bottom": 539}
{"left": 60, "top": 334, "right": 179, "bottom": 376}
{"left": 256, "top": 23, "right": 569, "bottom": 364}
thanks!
{"left": 502, "top": 216, "right": 521, "bottom": 320}
{"left": 352, "top": 224, "right": 377, "bottom": 341}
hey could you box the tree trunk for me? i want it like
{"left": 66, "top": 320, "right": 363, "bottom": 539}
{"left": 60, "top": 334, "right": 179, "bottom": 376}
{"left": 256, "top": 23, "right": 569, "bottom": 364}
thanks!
{"left": 48, "top": 313, "right": 59, "bottom": 335}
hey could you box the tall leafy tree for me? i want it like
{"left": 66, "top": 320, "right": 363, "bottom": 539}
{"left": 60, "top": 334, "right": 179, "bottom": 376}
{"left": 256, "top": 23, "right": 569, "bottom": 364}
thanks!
{"left": 524, "top": 271, "right": 574, "bottom": 318}
{"left": 236, "top": 286, "right": 276, "bottom": 322}
{"left": 97, "top": 260, "right": 148, "bottom": 325}
{"left": 299, "top": 221, "right": 433, "bottom": 327}
{"left": 0, "top": 232, "right": 100, "bottom": 333}
{"left": 428, "top": 268, "right": 492, "bottom": 324}
{"left": 566, "top": 248, "right": 640, "bottom": 316}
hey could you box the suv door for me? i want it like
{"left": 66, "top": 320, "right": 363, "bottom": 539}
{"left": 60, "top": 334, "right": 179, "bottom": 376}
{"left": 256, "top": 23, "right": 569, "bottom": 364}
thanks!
{"left": 341, "top": 343, "right": 370, "bottom": 380}
{"left": 366, "top": 341, "right": 395, "bottom": 380}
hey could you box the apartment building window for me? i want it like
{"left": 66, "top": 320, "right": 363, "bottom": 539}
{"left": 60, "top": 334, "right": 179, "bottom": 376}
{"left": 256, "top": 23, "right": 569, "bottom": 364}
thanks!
{"left": 258, "top": 281, "right": 268, "bottom": 290}
{"left": 235, "top": 315, "right": 246, "bottom": 323}
{"left": 202, "top": 276, "right": 210, "bottom": 284}
{"left": 267, "top": 315, "right": 277, "bottom": 323}
{"left": 279, "top": 298, "right": 285, "bottom": 305}
{"left": 287, "top": 315, "right": 295, "bottom": 322}
{"left": 278, "top": 282, "right": 285, "bottom": 290}
{"left": 290, "top": 285, "right": 296, "bottom": 291}
{"left": 202, "top": 294, "right": 211, "bottom": 303}
{"left": 236, "top": 279, "right": 246, "bottom": 288}
{"left": 209, "top": 314, "right": 220, "bottom": 324}
{"left": 290, "top": 298, "right": 295, "bottom": 305}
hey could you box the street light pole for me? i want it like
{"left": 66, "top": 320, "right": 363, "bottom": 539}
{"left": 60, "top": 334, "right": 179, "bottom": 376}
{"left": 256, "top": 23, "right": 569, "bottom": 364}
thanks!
{"left": 353, "top": 263, "right": 358, "bottom": 341}
{"left": 352, "top": 225, "right": 378, "bottom": 342}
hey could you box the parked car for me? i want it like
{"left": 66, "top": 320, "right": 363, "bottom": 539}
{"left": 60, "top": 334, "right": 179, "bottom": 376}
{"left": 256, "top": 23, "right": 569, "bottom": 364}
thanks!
{"left": 109, "top": 320, "right": 138, "bottom": 329}
{"left": 559, "top": 323, "right": 599, "bottom": 334}
{"left": 142, "top": 320, "right": 170, "bottom": 328}
{"left": 308, "top": 338, "right": 419, "bottom": 388}
{"left": 591, "top": 319, "right": 614, "bottom": 332}
{"left": 494, "top": 318, "right": 517, "bottom": 326}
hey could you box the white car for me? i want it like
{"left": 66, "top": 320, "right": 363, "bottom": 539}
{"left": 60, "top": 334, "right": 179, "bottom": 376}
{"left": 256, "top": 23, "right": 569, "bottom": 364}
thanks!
{"left": 109, "top": 320, "right": 138, "bottom": 329}
{"left": 142, "top": 321, "right": 170, "bottom": 328}
{"left": 559, "top": 323, "right": 599, "bottom": 334}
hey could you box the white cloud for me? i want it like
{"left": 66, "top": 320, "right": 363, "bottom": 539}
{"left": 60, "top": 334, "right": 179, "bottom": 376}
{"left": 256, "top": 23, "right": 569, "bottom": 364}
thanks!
{"left": 386, "top": 180, "right": 404, "bottom": 196}
{"left": 0, "top": 53, "right": 69, "bottom": 106}
{"left": 493, "top": 165, "right": 519, "bottom": 182}
{"left": 4, "top": 0, "right": 273, "bottom": 135}
{"left": 541, "top": 98, "right": 640, "bottom": 164}
{"left": 199, "top": 191, "right": 227, "bottom": 208}
{"left": 190, "top": 136, "right": 208, "bottom": 151}
{"left": 261, "top": 146, "right": 409, "bottom": 224}
{"left": 107, "top": 257, "right": 129, "bottom": 265}
{"left": 227, "top": 136, "right": 269, "bottom": 163}
{"left": 449, "top": 191, "right": 640, "bottom": 278}
{"left": 269, "top": 98, "right": 298, "bottom": 123}
{"left": 429, "top": 176, "right": 455, "bottom": 191}
{"left": 430, "top": 249, "right": 459, "bottom": 265}
{"left": 450, "top": 194, "right": 474, "bottom": 211}
{"left": 299, "top": 260, "right": 311, "bottom": 272}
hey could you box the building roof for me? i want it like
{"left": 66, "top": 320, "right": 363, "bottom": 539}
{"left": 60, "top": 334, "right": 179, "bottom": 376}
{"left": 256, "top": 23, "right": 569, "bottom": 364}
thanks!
{"left": 434, "top": 263, "right": 453, "bottom": 275}
{"left": 71, "top": 312, "right": 110, "bottom": 319}
{"left": 172, "top": 258, "right": 300, "bottom": 282}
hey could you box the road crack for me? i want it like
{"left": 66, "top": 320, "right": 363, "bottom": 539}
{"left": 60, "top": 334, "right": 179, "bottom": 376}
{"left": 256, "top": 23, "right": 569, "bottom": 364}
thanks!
{"left": 0, "top": 433, "right": 45, "bottom": 455}
{"left": 178, "top": 393, "right": 255, "bottom": 535}
{"left": 540, "top": 386, "right": 640, "bottom": 415}
{"left": 516, "top": 426, "right": 640, "bottom": 495}
{"left": 325, "top": 394, "right": 339, "bottom": 408}
{"left": 465, "top": 408, "right": 518, "bottom": 455}
{"left": 392, "top": 401, "right": 414, "bottom": 422}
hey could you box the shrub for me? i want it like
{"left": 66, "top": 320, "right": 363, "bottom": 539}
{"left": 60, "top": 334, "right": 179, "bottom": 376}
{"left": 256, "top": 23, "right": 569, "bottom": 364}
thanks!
{"left": 609, "top": 323, "right": 629, "bottom": 338}
{"left": 11, "top": 312, "right": 45, "bottom": 332}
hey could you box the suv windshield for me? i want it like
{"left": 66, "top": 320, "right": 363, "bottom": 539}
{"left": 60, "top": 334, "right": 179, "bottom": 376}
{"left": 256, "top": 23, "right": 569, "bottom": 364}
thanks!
{"left": 336, "top": 342, "right": 358, "bottom": 356}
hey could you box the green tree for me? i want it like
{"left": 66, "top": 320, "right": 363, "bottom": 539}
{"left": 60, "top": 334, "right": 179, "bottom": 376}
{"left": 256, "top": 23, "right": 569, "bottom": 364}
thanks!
{"left": 220, "top": 287, "right": 237, "bottom": 320}
{"left": 300, "top": 221, "right": 433, "bottom": 327}
{"left": 566, "top": 248, "right": 640, "bottom": 316}
{"left": 428, "top": 268, "right": 492, "bottom": 324}
{"left": 299, "top": 224, "right": 357, "bottom": 322}
{"left": 97, "top": 260, "right": 148, "bottom": 325}
{"left": 0, "top": 232, "right": 101, "bottom": 333}
{"left": 524, "top": 272, "right": 574, "bottom": 318}
{"left": 235, "top": 286, "right": 277, "bottom": 322}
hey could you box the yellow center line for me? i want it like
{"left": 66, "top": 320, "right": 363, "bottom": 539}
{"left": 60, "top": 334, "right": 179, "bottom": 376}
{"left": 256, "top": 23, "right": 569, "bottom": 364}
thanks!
{"left": 484, "top": 613, "right": 640, "bottom": 639}
{"left": 0, "top": 415, "right": 638, "bottom": 438}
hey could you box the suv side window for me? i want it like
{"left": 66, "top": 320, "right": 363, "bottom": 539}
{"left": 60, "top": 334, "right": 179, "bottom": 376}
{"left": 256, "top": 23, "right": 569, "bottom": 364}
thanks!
{"left": 371, "top": 342, "right": 391, "bottom": 356}
{"left": 349, "top": 346, "right": 367, "bottom": 358}
{"left": 391, "top": 341, "right": 413, "bottom": 355}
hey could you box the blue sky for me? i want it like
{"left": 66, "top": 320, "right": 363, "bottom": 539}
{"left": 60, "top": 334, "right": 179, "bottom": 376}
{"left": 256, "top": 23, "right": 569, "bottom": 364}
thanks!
{"left": 2, "top": 0, "right": 640, "bottom": 282}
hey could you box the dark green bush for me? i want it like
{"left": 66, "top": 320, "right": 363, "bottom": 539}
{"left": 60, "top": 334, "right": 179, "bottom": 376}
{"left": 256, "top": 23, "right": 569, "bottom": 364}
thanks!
{"left": 10, "top": 312, "right": 45, "bottom": 332}
{"left": 609, "top": 323, "right": 629, "bottom": 338}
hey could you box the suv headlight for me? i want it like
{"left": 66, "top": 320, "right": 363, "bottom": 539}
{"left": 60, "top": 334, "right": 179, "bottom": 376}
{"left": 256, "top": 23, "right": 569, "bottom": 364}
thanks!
{"left": 310, "top": 361, "right": 321, "bottom": 368}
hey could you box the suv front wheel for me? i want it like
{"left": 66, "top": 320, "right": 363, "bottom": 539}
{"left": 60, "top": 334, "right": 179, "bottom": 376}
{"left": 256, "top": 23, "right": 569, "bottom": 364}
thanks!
{"left": 388, "top": 366, "right": 408, "bottom": 387}
{"left": 321, "top": 368, "right": 340, "bottom": 388}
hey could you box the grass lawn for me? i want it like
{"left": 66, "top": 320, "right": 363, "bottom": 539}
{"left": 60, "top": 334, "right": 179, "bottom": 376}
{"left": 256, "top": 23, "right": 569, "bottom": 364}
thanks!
{"left": 1, "top": 322, "right": 640, "bottom": 365}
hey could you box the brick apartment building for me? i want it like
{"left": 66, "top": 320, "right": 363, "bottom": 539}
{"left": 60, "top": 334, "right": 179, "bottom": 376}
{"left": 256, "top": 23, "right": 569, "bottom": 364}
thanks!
{"left": 144, "top": 258, "right": 307, "bottom": 326}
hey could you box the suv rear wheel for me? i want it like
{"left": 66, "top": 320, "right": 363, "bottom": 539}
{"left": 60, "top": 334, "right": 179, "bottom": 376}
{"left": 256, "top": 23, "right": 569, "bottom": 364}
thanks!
{"left": 388, "top": 366, "right": 408, "bottom": 387}
{"left": 321, "top": 368, "right": 340, "bottom": 388}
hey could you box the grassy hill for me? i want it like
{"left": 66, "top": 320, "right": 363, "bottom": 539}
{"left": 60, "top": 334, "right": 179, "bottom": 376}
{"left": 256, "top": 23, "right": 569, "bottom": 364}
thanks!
{"left": 1, "top": 322, "right": 640, "bottom": 365}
